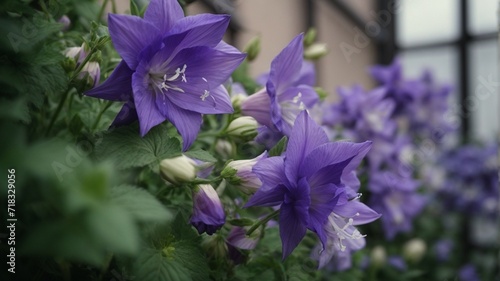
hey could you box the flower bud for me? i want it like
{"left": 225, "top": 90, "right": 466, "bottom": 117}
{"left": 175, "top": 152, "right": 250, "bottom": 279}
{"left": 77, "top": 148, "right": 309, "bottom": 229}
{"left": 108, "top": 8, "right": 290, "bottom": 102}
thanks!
{"left": 160, "top": 155, "right": 197, "bottom": 184}
{"left": 243, "top": 36, "right": 261, "bottom": 62}
{"left": 215, "top": 139, "right": 233, "bottom": 160}
{"left": 58, "top": 15, "right": 71, "bottom": 31}
{"left": 221, "top": 152, "right": 266, "bottom": 194}
{"left": 201, "top": 234, "right": 228, "bottom": 259}
{"left": 79, "top": 61, "right": 101, "bottom": 88}
{"left": 190, "top": 184, "right": 226, "bottom": 235}
{"left": 64, "top": 47, "right": 82, "bottom": 61}
{"left": 371, "top": 245, "right": 387, "bottom": 268}
{"left": 304, "top": 43, "right": 328, "bottom": 60}
{"left": 304, "top": 28, "right": 317, "bottom": 47}
{"left": 403, "top": 238, "right": 426, "bottom": 263}
{"left": 226, "top": 116, "right": 258, "bottom": 138}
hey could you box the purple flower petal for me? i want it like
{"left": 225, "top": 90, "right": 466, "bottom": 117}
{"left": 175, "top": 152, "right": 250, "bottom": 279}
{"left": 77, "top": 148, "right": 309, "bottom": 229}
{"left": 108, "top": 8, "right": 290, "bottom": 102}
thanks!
{"left": 285, "top": 111, "right": 329, "bottom": 182}
{"left": 143, "top": 0, "right": 184, "bottom": 35}
{"left": 108, "top": 14, "right": 160, "bottom": 69}
{"left": 307, "top": 158, "right": 353, "bottom": 187}
{"left": 333, "top": 200, "right": 381, "bottom": 225}
{"left": 296, "top": 61, "right": 316, "bottom": 86}
{"left": 253, "top": 156, "right": 287, "bottom": 188}
{"left": 267, "top": 34, "right": 304, "bottom": 94}
{"left": 160, "top": 100, "right": 202, "bottom": 151}
{"left": 111, "top": 100, "right": 138, "bottom": 127}
{"left": 280, "top": 204, "right": 308, "bottom": 260}
{"left": 215, "top": 40, "right": 242, "bottom": 54}
{"left": 300, "top": 141, "right": 372, "bottom": 180}
{"left": 308, "top": 184, "right": 345, "bottom": 250}
{"left": 278, "top": 85, "right": 319, "bottom": 108}
{"left": 244, "top": 184, "right": 286, "bottom": 208}
{"left": 156, "top": 47, "right": 243, "bottom": 114}
{"left": 131, "top": 71, "right": 166, "bottom": 136}
{"left": 169, "top": 14, "right": 230, "bottom": 50}
{"left": 280, "top": 178, "right": 310, "bottom": 259}
{"left": 241, "top": 89, "right": 273, "bottom": 128}
{"left": 84, "top": 61, "right": 133, "bottom": 101}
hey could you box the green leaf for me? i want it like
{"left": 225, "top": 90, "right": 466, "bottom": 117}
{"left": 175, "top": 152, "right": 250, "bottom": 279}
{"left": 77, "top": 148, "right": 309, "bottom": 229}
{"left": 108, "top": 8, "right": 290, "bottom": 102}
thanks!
{"left": 185, "top": 149, "right": 217, "bottom": 162}
{"left": 134, "top": 248, "right": 192, "bottom": 281}
{"left": 110, "top": 185, "right": 173, "bottom": 223}
{"left": 86, "top": 205, "right": 140, "bottom": 255}
{"left": 170, "top": 212, "right": 199, "bottom": 243}
{"left": 269, "top": 136, "right": 288, "bottom": 157}
{"left": 130, "top": 0, "right": 140, "bottom": 16}
{"left": 94, "top": 123, "right": 182, "bottom": 169}
{"left": 21, "top": 219, "right": 108, "bottom": 266}
{"left": 170, "top": 242, "right": 210, "bottom": 281}
{"left": 0, "top": 98, "right": 30, "bottom": 122}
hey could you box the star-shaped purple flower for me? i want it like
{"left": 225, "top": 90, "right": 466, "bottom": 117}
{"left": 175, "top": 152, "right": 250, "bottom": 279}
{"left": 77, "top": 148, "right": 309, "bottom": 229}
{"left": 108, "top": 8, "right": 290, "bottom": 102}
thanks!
{"left": 245, "top": 111, "right": 378, "bottom": 259}
{"left": 85, "top": 0, "right": 245, "bottom": 150}
{"left": 241, "top": 34, "right": 319, "bottom": 138}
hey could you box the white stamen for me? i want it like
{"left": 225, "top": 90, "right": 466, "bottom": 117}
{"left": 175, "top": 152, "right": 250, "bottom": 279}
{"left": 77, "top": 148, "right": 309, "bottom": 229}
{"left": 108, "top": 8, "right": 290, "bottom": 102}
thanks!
{"left": 292, "top": 92, "right": 303, "bottom": 103}
{"left": 298, "top": 101, "right": 306, "bottom": 111}
{"left": 202, "top": 77, "right": 208, "bottom": 82}
{"left": 158, "top": 64, "right": 188, "bottom": 93}
{"left": 329, "top": 214, "right": 366, "bottom": 252}
{"left": 200, "top": 90, "right": 210, "bottom": 101}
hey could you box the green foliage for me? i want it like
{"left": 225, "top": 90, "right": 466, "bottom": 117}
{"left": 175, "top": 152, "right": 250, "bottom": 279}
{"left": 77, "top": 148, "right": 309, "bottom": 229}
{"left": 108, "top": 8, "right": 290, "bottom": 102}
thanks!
{"left": 185, "top": 149, "right": 217, "bottom": 163}
{"left": 94, "top": 123, "right": 182, "bottom": 169}
{"left": 110, "top": 185, "right": 173, "bottom": 223}
{"left": 268, "top": 136, "right": 288, "bottom": 157}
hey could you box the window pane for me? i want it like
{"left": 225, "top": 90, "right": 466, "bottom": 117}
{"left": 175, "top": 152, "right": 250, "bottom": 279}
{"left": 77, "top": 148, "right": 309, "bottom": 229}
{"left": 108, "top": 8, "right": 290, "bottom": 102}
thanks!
{"left": 468, "top": 0, "right": 498, "bottom": 35}
{"left": 469, "top": 39, "right": 499, "bottom": 142}
{"left": 399, "top": 46, "right": 460, "bottom": 144}
{"left": 396, "top": 0, "right": 460, "bottom": 47}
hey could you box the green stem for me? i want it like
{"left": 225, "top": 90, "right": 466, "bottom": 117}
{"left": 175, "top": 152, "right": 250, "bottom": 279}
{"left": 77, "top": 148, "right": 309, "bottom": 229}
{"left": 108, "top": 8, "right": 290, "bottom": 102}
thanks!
{"left": 111, "top": 0, "right": 117, "bottom": 14}
{"left": 97, "top": 0, "right": 110, "bottom": 23}
{"left": 91, "top": 101, "right": 113, "bottom": 132}
{"left": 246, "top": 209, "right": 279, "bottom": 236}
{"left": 45, "top": 88, "right": 73, "bottom": 136}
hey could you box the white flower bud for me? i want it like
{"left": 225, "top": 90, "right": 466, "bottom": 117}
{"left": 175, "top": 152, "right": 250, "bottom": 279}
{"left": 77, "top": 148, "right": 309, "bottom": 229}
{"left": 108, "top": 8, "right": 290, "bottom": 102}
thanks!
{"left": 221, "top": 152, "right": 266, "bottom": 194}
{"left": 215, "top": 139, "right": 233, "bottom": 160}
{"left": 160, "top": 155, "right": 197, "bottom": 184}
{"left": 304, "top": 43, "right": 328, "bottom": 60}
{"left": 226, "top": 116, "right": 258, "bottom": 138}
{"left": 403, "top": 238, "right": 427, "bottom": 263}
{"left": 64, "top": 47, "right": 82, "bottom": 61}
{"left": 371, "top": 245, "right": 387, "bottom": 267}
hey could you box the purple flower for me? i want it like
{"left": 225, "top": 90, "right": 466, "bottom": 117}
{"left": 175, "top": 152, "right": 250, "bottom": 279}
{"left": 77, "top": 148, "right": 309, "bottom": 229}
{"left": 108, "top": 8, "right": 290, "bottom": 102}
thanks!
{"left": 225, "top": 226, "right": 260, "bottom": 264}
{"left": 85, "top": 0, "right": 245, "bottom": 150}
{"left": 459, "top": 264, "right": 480, "bottom": 281}
{"left": 314, "top": 199, "right": 380, "bottom": 268}
{"left": 440, "top": 143, "right": 499, "bottom": 216}
{"left": 245, "top": 111, "right": 378, "bottom": 259}
{"left": 369, "top": 58, "right": 425, "bottom": 117}
{"left": 324, "top": 85, "right": 396, "bottom": 142}
{"left": 242, "top": 34, "right": 318, "bottom": 138}
{"left": 388, "top": 256, "right": 407, "bottom": 271}
{"left": 368, "top": 171, "right": 426, "bottom": 240}
{"left": 434, "top": 239, "right": 453, "bottom": 262}
{"left": 190, "top": 184, "right": 226, "bottom": 235}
